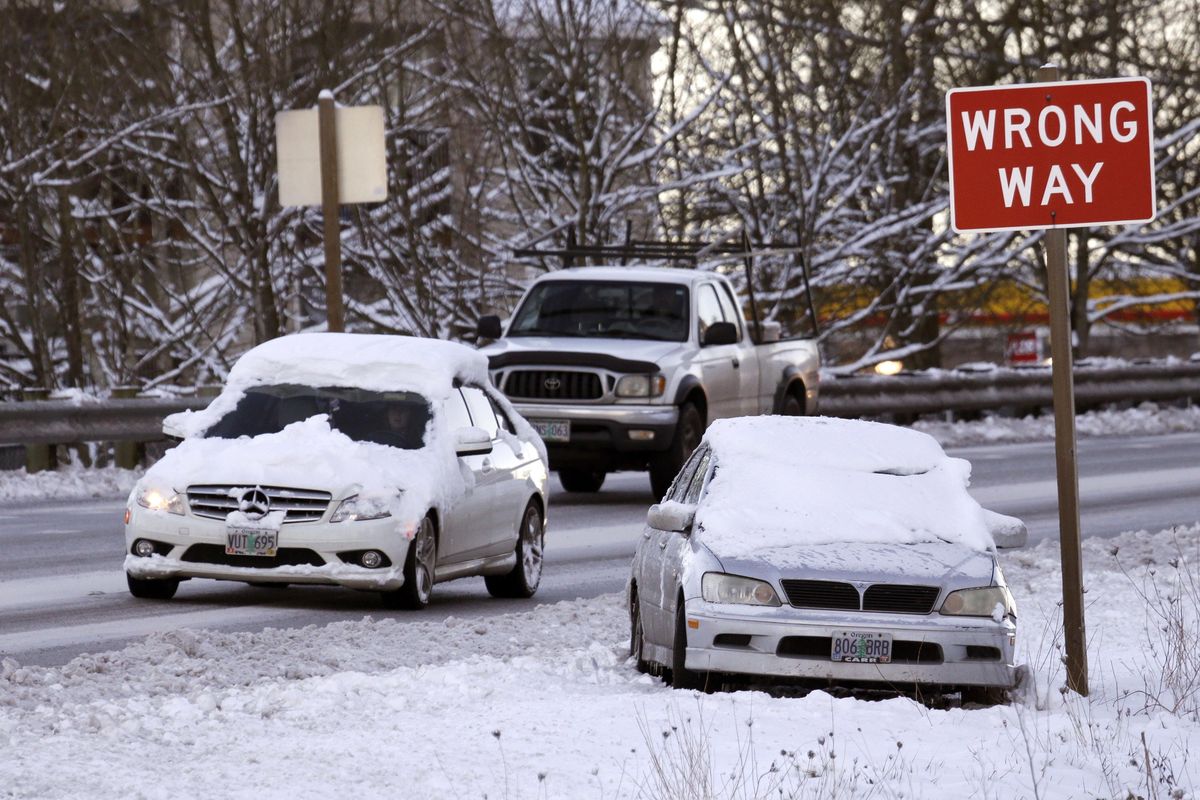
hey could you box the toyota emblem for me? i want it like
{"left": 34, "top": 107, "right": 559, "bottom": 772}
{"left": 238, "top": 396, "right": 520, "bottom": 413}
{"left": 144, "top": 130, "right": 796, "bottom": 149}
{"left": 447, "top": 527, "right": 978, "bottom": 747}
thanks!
{"left": 239, "top": 488, "right": 271, "bottom": 520}
{"left": 543, "top": 377, "right": 562, "bottom": 392}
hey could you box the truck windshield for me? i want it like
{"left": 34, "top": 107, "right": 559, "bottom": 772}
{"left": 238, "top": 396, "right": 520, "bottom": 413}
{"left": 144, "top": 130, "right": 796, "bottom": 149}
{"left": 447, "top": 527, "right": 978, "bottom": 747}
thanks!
{"left": 508, "top": 281, "right": 689, "bottom": 342}
{"left": 204, "top": 384, "right": 432, "bottom": 449}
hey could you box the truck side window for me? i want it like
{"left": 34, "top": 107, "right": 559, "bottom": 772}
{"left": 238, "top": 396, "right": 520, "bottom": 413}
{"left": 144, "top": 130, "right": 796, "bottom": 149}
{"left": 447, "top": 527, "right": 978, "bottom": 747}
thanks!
{"left": 696, "top": 284, "right": 724, "bottom": 341}
{"left": 715, "top": 283, "right": 744, "bottom": 339}
{"left": 461, "top": 386, "right": 500, "bottom": 438}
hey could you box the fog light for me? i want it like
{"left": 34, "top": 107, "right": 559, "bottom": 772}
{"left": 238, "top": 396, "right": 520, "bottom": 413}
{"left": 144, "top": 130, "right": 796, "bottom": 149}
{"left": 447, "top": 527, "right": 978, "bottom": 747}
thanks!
{"left": 628, "top": 429, "right": 655, "bottom": 441}
{"left": 133, "top": 539, "right": 156, "bottom": 558}
{"left": 360, "top": 550, "right": 384, "bottom": 569}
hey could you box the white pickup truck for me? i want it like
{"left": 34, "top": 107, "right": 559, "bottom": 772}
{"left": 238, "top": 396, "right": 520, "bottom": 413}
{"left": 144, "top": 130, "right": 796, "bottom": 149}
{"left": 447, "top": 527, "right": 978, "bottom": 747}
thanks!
{"left": 478, "top": 265, "right": 821, "bottom": 498}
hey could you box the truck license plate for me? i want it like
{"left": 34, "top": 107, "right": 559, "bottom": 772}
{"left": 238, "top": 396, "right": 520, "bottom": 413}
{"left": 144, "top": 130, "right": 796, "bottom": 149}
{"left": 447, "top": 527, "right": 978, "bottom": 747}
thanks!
{"left": 831, "top": 631, "right": 892, "bottom": 663}
{"left": 531, "top": 419, "right": 570, "bottom": 442}
{"left": 226, "top": 528, "right": 278, "bottom": 557}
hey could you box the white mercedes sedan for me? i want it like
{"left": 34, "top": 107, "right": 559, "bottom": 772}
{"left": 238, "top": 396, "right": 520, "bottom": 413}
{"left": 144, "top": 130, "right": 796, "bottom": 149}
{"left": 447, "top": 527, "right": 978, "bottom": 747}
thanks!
{"left": 125, "top": 333, "right": 549, "bottom": 609}
{"left": 628, "top": 416, "right": 1026, "bottom": 702}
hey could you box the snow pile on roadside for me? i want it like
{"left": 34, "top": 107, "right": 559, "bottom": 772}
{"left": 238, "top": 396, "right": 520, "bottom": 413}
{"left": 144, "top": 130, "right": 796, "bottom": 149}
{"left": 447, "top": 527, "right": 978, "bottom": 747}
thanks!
{"left": 2, "top": 525, "right": 1198, "bottom": 798}
{"left": 0, "top": 463, "right": 141, "bottom": 504}
{"left": 917, "top": 401, "right": 1200, "bottom": 447}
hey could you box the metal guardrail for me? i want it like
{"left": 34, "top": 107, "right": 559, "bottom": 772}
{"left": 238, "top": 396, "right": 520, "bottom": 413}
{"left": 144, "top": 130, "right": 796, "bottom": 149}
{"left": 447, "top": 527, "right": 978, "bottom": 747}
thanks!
{"left": 819, "top": 361, "right": 1200, "bottom": 418}
{"left": 1, "top": 361, "right": 1198, "bottom": 469}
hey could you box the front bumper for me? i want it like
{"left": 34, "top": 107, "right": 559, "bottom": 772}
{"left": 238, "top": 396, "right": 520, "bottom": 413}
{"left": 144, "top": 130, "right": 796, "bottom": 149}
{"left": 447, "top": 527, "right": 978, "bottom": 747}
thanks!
{"left": 513, "top": 402, "right": 679, "bottom": 470}
{"left": 124, "top": 506, "right": 412, "bottom": 591}
{"left": 683, "top": 599, "right": 1018, "bottom": 689}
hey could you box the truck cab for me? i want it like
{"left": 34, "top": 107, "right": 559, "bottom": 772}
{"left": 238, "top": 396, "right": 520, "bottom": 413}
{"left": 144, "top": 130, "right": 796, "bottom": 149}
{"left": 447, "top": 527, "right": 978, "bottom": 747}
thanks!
{"left": 480, "top": 266, "right": 820, "bottom": 498}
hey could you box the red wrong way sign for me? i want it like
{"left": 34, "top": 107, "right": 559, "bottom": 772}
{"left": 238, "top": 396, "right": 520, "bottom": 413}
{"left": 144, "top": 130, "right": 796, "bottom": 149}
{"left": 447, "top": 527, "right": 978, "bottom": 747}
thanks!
{"left": 946, "top": 77, "right": 1155, "bottom": 233}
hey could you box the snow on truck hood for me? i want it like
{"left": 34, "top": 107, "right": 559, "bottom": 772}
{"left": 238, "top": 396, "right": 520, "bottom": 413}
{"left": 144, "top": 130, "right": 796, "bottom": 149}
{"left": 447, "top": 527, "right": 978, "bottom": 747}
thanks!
{"left": 141, "top": 334, "right": 510, "bottom": 526}
{"left": 481, "top": 335, "right": 686, "bottom": 366}
{"left": 695, "top": 416, "right": 998, "bottom": 563}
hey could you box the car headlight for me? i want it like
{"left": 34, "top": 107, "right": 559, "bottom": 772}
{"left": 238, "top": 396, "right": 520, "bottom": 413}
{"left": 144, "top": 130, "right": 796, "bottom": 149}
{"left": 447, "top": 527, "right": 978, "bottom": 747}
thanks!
{"left": 615, "top": 373, "right": 666, "bottom": 398}
{"left": 136, "top": 486, "right": 185, "bottom": 515}
{"left": 330, "top": 494, "right": 394, "bottom": 523}
{"left": 940, "top": 586, "right": 1014, "bottom": 618}
{"left": 701, "top": 573, "right": 781, "bottom": 606}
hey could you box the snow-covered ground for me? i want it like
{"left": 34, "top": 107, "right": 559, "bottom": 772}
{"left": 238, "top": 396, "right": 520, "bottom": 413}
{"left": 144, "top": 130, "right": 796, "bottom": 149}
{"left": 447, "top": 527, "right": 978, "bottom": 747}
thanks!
{"left": 2, "top": 402, "right": 1198, "bottom": 506}
{"left": 2, "top": 524, "right": 1198, "bottom": 799}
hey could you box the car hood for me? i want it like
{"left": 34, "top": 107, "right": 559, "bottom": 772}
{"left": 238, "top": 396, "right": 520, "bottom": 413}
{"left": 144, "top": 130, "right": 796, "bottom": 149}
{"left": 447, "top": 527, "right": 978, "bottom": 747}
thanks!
{"left": 482, "top": 336, "right": 687, "bottom": 368}
{"left": 136, "top": 415, "right": 463, "bottom": 524}
{"left": 709, "top": 540, "right": 995, "bottom": 587}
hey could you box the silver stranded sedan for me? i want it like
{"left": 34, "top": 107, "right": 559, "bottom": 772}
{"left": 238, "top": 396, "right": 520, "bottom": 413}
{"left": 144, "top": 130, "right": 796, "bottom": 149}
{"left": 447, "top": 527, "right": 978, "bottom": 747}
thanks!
{"left": 125, "top": 333, "right": 549, "bottom": 610}
{"left": 628, "top": 416, "right": 1027, "bottom": 701}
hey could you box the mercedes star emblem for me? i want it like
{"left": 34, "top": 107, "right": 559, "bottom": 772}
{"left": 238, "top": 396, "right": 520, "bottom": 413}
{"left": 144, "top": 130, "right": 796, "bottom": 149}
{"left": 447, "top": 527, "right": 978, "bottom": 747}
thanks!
{"left": 239, "top": 488, "right": 271, "bottom": 520}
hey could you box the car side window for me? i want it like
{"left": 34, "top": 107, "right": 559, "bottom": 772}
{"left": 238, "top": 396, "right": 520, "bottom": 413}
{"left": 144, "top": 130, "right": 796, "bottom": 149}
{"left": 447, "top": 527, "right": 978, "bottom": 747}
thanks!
{"left": 715, "top": 283, "right": 743, "bottom": 340}
{"left": 696, "top": 284, "right": 723, "bottom": 341}
{"left": 683, "top": 450, "right": 712, "bottom": 505}
{"left": 442, "top": 389, "right": 473, "bottom": 431}
{"left": 668, "top": 445, "right": 707, "bottom": 502}
{"left": 487, "top": 394, "right": 515, "bottom": 434}
{"left": 461, "top": 386, "right": 500, "bottom": 438}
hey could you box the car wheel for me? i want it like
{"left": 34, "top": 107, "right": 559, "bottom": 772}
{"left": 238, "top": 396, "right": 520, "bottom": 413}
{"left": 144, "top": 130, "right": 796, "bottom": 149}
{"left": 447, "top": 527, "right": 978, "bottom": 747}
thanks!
{"left": 126, "top": 573, "right": 179, "bottom": 600}
{"left": 383, "top": 514, "right": 436, "bottom": 610}
{"left": 650, "top": 402, "right": 703, "bottom": 499}
{"left": 629, "top": 589, "right": 653, "bottom": 675}
{"left": 558, "top": 468, "right": 606, "bottom": 493}
{"left": 485, "top": 502, "right": 545, "bottom": 599}
{"left": 669, "top": 597, "right": 705, "bottom": 691}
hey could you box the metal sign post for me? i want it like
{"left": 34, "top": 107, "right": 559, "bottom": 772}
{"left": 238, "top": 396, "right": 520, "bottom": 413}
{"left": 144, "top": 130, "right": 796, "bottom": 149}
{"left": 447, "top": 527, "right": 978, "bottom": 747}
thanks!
{"left": 317, "top": 91, "right": 344, "bottom": 332}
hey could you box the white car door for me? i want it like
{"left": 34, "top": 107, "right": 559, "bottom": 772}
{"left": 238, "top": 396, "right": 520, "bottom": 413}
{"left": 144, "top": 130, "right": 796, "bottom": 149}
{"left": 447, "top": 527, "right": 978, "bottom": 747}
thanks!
{"left": 641, "top": 447, "right": 706, "bottom": 648}
{"left": 660, "top": 448, "right": 711, "bottom": 628}
{"left": 693, "top": 283, "right": 742, "bottom": 420}
{"left": 461, "top": 386, "right": 521, "bottom": 559}
{"left": 440, "top": 388, "right": 492, "bottom": 564}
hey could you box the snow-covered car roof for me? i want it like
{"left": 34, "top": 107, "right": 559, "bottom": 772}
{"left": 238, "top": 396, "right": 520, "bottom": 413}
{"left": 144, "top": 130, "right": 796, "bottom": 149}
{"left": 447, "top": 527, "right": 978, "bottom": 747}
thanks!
{"left": 694, "top": 416, "right": 997, "bottom": 560}
{"left": 532, "top": 266, "right": 721, "bottom": 287}
{"left": 227, "top": 333, "right": 489, "bottom": 396}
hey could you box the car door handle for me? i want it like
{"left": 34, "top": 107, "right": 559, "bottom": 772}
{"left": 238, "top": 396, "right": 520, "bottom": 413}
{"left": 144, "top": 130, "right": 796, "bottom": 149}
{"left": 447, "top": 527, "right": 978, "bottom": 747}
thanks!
{"left": 731, "top": 358, "right": 740, "bottom": 369}
{"left": 658, "top": 540, "right": 668, "bottom": 550}
{"left": 643, "top": 531, "right": 652, "bottom": 540}
{"left": 480, "top": 458, "right": 495, "bottom": 474}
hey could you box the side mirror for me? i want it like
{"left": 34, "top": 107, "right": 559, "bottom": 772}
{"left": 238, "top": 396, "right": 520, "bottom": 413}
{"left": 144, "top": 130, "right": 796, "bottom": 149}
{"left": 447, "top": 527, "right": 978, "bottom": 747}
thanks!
{"left": 647, "top": 502, "right": 695, "bottom": 533}
{"left": 702, "top": 321, "right": 738, "bottom": 347}
{"left": 162, "top": 419, "right": 186, "bottom": 441}
{"left": 984, "top": 509, "right": 1028, "bottom": 549}
{"left": 477, "top": 315, "right": 502, "bottom": 341}
{"left": 455, "top": 426, "right": 494, "bottom": 456}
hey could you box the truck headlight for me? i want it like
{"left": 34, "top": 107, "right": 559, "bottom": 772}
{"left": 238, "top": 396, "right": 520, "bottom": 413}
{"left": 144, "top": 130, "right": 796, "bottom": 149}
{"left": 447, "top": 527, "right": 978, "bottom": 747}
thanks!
{"left": 330, "top": 494, "right": 393, "bottom": 523}
{"left": 940, "top": 586, "right": 1014, "bottom": 618}
{"left": 615, "top": 373, "right": 666, "bottom": 398}
{"left": 702, "top": 573, "right": 781, "bottom": 606}
{"left": 136, "top": 486, "right": 185, "bottom": 515}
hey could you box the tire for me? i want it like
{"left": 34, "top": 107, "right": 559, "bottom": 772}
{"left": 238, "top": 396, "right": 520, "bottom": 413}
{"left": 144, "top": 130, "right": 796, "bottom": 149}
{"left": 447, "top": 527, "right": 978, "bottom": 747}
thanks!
{"left": 558, "top": 468, "right": 606, "bottom": 493}
{"left": 629, "top": 589, "right": 653, "bottom": 675}
{"left": 382, "top": 514, "right": 436, "bottom": 610}
{"left": 961, "top": 685, "right": 1010, "bottom": 707}
{"left": 485, "top": 502, "right": 545, "bottom": 599}
{"left": 781, "top": 389, "right": 805, "bottom": 416}
{"left": 249, "top": 582, "right": 289, "bottom": 589}
{"left": 669, "top": 597, "right": 705, "bottom": 691}
{"left": 650, "top": 402, "right": 703, "bottom": 500}
{"left": 126, "top": 573, "right": 179, "bottom": 600}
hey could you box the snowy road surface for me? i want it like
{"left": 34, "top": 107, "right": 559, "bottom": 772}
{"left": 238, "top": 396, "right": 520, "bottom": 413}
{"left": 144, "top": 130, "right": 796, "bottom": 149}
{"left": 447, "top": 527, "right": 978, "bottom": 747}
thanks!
{"left": 2, "top": 432, "right": 1199, "bottom": 668}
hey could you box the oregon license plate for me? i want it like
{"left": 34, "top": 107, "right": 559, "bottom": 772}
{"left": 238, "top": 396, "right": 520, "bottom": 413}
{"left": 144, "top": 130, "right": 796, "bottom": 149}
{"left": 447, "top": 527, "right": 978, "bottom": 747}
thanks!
{"left": 225, "top": 527, "right": 278, "bottom": 557}
{"left": 531, "top": 419, "right": 571, "bottom": 443}
{"left": 831, "top": 631, "right": 893, "bottom": 663}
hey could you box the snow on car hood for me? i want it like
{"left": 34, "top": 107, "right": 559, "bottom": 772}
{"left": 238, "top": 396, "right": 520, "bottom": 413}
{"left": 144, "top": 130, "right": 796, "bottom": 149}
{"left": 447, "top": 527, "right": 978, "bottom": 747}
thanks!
{"left": 695, "top": 416, "right": 997, "bottom": 561}
{"left": 138, "top": 416, "right": 461, "bottom": 527}
{"left": 481, "top": 336, "right": 687, "bottom": 366}
{"left": 714, "top": 540, "right": 995, "bottom": 583}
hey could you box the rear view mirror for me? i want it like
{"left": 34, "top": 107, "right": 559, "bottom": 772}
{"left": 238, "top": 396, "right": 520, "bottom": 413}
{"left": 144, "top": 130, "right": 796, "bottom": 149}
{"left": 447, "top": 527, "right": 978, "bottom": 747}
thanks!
{"left": 984, "top": 509, "right": 1028, "bottom": 549}
{"left": 647, "top": 502, "right": 695, "bottom": 533}
{"left": 702, "top": 321, "right": 738, "bottom": 347}
{"left": 477, "top": 315, "right": 502, "bottom": 341}
{"left": 455, "top": 426, "right": 493, "bottom": 456}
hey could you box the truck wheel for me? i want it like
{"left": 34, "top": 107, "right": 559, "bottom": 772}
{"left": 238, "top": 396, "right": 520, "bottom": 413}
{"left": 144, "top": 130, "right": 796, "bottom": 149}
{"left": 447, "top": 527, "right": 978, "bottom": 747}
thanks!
{"left": 781, "top": 390, "right": 804, "bottom": 416}
{"left": 649, "top": 403, "right": 702, "bottom": 499}
{"left": 558, "top": 469, "right": 606, "bottom": 492}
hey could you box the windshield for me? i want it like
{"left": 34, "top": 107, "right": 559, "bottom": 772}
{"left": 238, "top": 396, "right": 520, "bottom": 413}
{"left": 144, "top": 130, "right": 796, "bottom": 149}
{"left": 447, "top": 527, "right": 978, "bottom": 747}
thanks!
{"left": 204, "top": 384, "right": 432, "bottom": 449}
{"left": 508, "top": 280, "right": 689, "bottom": 342}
